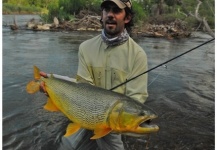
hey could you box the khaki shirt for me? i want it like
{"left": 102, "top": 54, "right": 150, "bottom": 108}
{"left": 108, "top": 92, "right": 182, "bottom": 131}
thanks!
{"left": 77, "top": 34, "right": 148, "bottom": 103}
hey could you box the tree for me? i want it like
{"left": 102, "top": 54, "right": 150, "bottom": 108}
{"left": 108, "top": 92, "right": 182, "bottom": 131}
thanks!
{"left": 189, "top": 0, "right": 214, "bottom": 37}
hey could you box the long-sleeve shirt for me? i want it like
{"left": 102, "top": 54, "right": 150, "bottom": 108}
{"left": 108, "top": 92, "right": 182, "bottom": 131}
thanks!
{"left": 77, "top": 34, "right": 148, "bottom": 103}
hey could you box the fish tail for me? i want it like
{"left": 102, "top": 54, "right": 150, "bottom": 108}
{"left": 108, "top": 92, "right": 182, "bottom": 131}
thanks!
{"left": 34, "top": 65, "right": 41, "bottom": 80}
{"left": 26, "top": 66, "right": 41, "bottom": 94}
{"left": 26, "top": 80, "right": 40, "bottom": 94}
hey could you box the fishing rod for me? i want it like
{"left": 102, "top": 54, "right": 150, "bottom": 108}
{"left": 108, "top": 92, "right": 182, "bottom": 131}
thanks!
{"left": 110, "top": 38, "right": 215, "bottom": 91}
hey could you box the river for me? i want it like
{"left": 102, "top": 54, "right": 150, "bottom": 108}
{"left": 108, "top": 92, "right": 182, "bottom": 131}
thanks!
{"left": 3, "top": 15, "right": 215, "bottom": 150}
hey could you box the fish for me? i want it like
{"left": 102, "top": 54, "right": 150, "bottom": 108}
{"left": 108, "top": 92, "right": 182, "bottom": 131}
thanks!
{"left": 26, "top": 66, "right": 159, "bottom": 139}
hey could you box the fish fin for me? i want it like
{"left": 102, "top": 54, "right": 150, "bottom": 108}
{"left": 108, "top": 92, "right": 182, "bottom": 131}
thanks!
{"left": 33, "top": 65, "right": 41, "bottom": 80}
{"left": 90, "top": 127, "right": 112, "bottom": 139}
{"left": 26, "top": 81, "right": 40, "bottom": 94}
{"left": 43, "top": 98, "right": 60, "bottom": 112}
{"left": 64, "top": 123, "right": 81, "bottom": 137}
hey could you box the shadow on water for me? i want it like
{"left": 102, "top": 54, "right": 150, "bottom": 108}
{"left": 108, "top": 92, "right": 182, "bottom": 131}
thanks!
{"left": 3, "top": 15, "right": 214, "bottom": 150}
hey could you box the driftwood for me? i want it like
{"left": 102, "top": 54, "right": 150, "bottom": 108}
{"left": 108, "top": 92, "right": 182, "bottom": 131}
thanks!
{"left": 73, "top": 15, "right": 101, "bottom": 31}
{"left": 25, "top": 15, "right": 102, "bottom": 31}
{"left": 10, "top": 15, "right": 18, "bottom": 30}
{"left": 132, "top": 19, "right": 191, "bottom": 39}
{"left": 189, "top": 0, "right": 214, "bottom": 37}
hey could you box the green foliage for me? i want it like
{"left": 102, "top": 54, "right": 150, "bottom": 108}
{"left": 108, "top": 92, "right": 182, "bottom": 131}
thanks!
{"left": 132, "top": 1, "right": 148, "bottom": 23}
{"left": 40, "top": 14, "right": 49, "bottom": 23}
{"left": 7, "top": 0, "right": 29, "bottom": 6}
{"left": 28, "top": 0, "right": 42, "bottom": 7}
{"left": 3, "top": 3, "right": 18, "bottom": 12}
{"left": 181, "top": 0, "right": 214, "bottom": 28}
{"left": 164, "top": 0, "right": 182, "bottom": 6}
{"left": 40, "top": 0, "right": 77, "bottom": 22}
{"left": 3, "top": 3, "right": 41, "bottom": 14}
{"left": 41, "top": 0, "right": 102, "bottom": 22}
{"left": 59, "top": 0, "right": 84, "bottom": 15}
{"left": 44, "top": 2, "right": 59, "bottom": 22}
{"left": 86, "top": 0, "right": 102, "bottom": 14}
{"left": 184, "top": 17, "right": 199, "bottom": 30}
{"left": 3, "top": 0, "right": 215, "bottom": 29}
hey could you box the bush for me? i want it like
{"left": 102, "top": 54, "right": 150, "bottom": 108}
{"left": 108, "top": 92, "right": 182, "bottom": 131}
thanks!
{"left": 42, "top": 5, "right": 75, "bottom": 23}
{"left": 184, "top": 17, "right": 198, "bottom": 30}
{"left": 3, "top": 3, "right": 42, "bottom": 14}
{"left": 3, "top": 3, "right": 18, "bottom": 12}
{"left": 132, "top": 1, "right": 148, "bottom": 23}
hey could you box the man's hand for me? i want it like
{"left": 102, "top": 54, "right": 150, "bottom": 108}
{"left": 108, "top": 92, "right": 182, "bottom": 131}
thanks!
{"left": 39, "top": 71, "right": 48, "bottom": 95}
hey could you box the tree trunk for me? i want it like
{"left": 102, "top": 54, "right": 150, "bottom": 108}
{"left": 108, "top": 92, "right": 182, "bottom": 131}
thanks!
{"left": 190, "top": 0, "right": 214, "bottom": 37}
{"left": 158, "top": 0, "right": 164, "bottom": 15}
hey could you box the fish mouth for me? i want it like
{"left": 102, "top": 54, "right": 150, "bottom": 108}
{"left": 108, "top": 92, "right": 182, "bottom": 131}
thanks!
{"left": 137, "top": 116, "right": 159, "bottom": 133}
{"left": 139, "top": 119, "right": 158, "bottom": 129}
{"left": 119, "top": 118, "right": 159, "bottom": 137}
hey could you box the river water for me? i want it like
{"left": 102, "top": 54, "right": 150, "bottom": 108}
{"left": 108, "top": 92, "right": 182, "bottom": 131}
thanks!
{"left": 3, "top": 15, "right": 215, "bottom": 150}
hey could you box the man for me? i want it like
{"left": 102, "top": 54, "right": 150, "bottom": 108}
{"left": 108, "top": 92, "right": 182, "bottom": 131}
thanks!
{"left": 77, "top": 0, "right": 148, "bottom": 103}
{"left": 41, "top": 0, "right": 148, "bottom": 149}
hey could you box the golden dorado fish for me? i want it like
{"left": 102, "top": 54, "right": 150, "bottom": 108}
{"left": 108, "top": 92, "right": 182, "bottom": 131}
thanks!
{"left": 26, "top": 66, "right": 159, "bottom": 139}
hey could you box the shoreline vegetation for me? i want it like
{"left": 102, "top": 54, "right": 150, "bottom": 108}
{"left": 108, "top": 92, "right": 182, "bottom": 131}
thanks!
{"left": 3, "top": 0, "right": 214, "bottom": 39}
{"left": 4, "top": 14, "right": 191, "bottom": 39}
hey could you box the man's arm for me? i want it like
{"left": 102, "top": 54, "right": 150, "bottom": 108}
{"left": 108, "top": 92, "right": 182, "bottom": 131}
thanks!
{"left": 76, "top": 46, "right": 94, "bottom": 84}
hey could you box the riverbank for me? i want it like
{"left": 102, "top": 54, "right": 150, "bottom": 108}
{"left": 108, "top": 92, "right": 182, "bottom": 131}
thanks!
{"left": 5, "top": 14, "right": 192, "bottom": 39}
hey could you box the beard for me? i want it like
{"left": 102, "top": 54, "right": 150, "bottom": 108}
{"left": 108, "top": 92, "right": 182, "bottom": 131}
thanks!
{"left": 104, "top": 27, "right": 119, "bottom": 36}
{"left": 103, "top": 20, "right": 123, "bottom": 37}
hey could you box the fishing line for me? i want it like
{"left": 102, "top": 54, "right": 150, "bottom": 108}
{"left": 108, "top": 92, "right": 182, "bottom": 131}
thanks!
{"left": 148, "top": 57, "right": 188, "bottom": 87}
{"left": 147, "top": 67, "right": 165, "bottom": 87}
{"left": 110, "top": 38, "right": 215, "bottom": 91}
{"left": 148, "top": 39, "right": 215, "bottom": 87}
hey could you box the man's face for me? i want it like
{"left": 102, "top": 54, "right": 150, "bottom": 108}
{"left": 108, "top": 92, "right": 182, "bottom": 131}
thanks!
{"left": 101, "top": 2, "right": 131, "bottom": 37}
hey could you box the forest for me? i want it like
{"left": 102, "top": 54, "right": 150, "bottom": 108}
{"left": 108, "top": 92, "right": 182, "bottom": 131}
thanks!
{"left": 3, "top": 0, "right": 215, "bottom": 37}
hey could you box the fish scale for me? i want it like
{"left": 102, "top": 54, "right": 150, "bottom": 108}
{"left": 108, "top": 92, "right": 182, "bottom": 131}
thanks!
{"left": 43, "top": 77, "right": 119, "bottom": 128}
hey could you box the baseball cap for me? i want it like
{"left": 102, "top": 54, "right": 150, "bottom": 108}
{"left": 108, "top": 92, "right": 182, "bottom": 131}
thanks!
{"left": 101, "top": 0, "right": 132, "bottom": 9}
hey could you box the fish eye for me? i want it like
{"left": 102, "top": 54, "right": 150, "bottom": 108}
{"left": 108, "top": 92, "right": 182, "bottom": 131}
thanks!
{"left": 139, "top": 111, "right": 145, "bottom": 116}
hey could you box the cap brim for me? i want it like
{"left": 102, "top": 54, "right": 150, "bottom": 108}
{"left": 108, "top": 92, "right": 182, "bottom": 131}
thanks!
{"left": 101, "top": 0, "right": 126, "bottom": 9}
